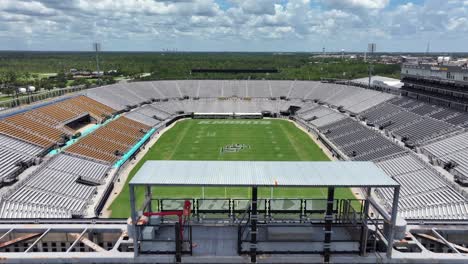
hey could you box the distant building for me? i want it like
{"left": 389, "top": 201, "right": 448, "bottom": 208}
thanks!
{"left": 68, "top": 69, "right": 105, "bottom": 79}
{"left": 91, "top": 71, "right": 104, "bottom": 77}
{"left": 350, "top": 75, "right": 403, "bottom": 94}
{"left": 401, "top": 60, "right": 468, "bottom": 110}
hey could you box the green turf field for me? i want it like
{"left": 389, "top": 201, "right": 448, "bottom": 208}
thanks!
{"left": 109, "top": 119, "right": 356, "bottom": 218}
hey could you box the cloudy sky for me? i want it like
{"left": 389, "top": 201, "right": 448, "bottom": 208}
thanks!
{"left": 0, "top": 0, "right": 467, "bottom": 52}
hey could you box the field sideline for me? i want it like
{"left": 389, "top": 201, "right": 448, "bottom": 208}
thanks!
{"left": 109, "top": 119, "right": 355, "bottom": 218}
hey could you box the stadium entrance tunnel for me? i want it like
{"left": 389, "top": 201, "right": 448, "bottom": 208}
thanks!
{"left": 128, "top": 160, "right": 402, "bottom": 263}
{"left": 64, "top": 113, "right": 92, "bottom": 131}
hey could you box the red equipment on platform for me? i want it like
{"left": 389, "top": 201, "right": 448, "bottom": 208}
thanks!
{"left": 143, "top": 200, "right": 192, "bottom": 240}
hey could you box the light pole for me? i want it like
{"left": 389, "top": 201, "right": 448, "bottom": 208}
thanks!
{"left": 367, "top": 43, "right": 376, "bottom": 89}
{"left": 93, "top": 42, "right": 102, "bottom": 84}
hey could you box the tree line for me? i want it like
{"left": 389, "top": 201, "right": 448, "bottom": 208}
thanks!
{"left": 0, "top": 51, "right": 401, "bottom": 93}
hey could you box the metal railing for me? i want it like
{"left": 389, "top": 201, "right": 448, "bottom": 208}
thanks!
{"left": 147, "top": 198, "right": 364, "bottom": 223}
{"left": 0, "top": 86, "right": 87, "bottom": 111}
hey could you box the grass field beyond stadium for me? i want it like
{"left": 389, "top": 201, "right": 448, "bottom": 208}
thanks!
{"left": 109, "top": 119, "right": 355, "bottom": 218}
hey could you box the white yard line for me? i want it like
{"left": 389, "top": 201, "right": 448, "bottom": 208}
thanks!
{"left": 101, "top": 119, "right": 186, "bottom": 217}
{"left": 102, "top": 118, "right": 362, "bottom": 217}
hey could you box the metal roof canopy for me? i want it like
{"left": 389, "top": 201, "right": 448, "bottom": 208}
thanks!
{"left": 129, "top": 160, "right": 401, "bottom": 259}
{"left": 129, "top": 160, "right": 398, "bottom": 188}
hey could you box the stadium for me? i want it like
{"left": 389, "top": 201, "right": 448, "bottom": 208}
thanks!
{"left": 0, "top": 78, "right": 467, "bottom": 263}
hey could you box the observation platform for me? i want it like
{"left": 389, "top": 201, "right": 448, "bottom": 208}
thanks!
{"left": 129, "top": 160, "right": 401, "bottom": 263}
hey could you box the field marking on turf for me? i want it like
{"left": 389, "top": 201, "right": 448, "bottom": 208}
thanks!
{"left": 110, "top": 119, "right": 347, "bottom": 217}
{"left": 198, "top": 120, "right": 271, "bottom": 125}
{"left": 166, "top": 120, "right": 193, "bottom": 160}
{"left": 278, "top": 122, "right": 304, "bottom": 160}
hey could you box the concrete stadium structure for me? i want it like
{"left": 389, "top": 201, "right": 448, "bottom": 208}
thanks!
{"left": 0, "top": 80, "right": 467, "bottom": 263}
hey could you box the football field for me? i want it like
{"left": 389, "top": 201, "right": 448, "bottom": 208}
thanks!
{"left": 109, "top": 119, "right": 355, "bottom": 217}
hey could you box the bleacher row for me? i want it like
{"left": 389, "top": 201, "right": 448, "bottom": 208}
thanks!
{"left": 147, "top": 98, "right": 303, "bottom": 114}
{"left": 422, "top": 132, "right": 468, "bottom": 184}
{"left": 1, "top": 80, "right": 468, "bottom": 220}
{"left": 0, "top": 95, "right": 118, "bottom": 218}
{"left": 125, "top": 105, "right": 167, "bottom": 126}
{"left": 84, "top": 81, "right": 467, "bottom": 220}
{"left": 0, "top": 95, "right": 116, "bottom": 185}
{"left": 0, "top": 114, "right": 150, "bottom": 218}
{"left": 0, "top": 134, "right": 43, "bottom": 184}
{"left": 0, "top": 153, "right": 110, "bottom": 218}
{"left": 375, "top": 153, "right": 468, "bottom": 220}
{"left": 65, "top": 116, "right": 151, "bottom": 163}
{"left": 297, "top": 106, "right": 347, "bottom": 128}
{"left": 0, "top": 200, "right": 71, "bottom": 218}
{"left": 297, "top": 104, "right": 467, "bottom": 219}
{"left": 391, "top": 97, "right": 468, "bottom": 127}
{"left": 84, "top": 80, "right": 394, "bottom": 114}
{"left": 30, "top": 95, "right": 114, "bottom": 125}
{"left": 0, "top": 96, "right": 115, "bottom": 148}
{"left": 320, "top": 117, "right": 407, "bottom": 161}
{"left": 360, "top": 97, "right": 466, "bottom": 145}
{"left": 0, "top": 113, "right": 66, "bottom": 147}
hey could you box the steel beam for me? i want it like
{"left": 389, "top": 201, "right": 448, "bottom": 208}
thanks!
{"left": 250, "top": 186, "right": 258, "bottom": 263}
{"left": 130, "top": 185, "right": 138, "bottom": 257}
{"left": 0, "top": 228, "right": 13, "bottom": 241}
{"left": 0, "top": 232, "right": 41, "bottom": 249}
{"left": 175, "top": 223, "right": 182, "bottom": 263}
{"left": 146, "top": 185, "right": 152, "bottom": 212}
{"left": 386, "top": 186, "right": 400, "bottom": 258}
{"left": 360, "top": 188, "right": 371, "bottom": 256}
{"left": 323, "top": 187, "right": 335, "bottom": 263}
{"left": 66, "top": 228, "right": 88, "bottom": 253}
{"left": 25, "top": 228, "right": 50, "bottom": 253}
{"left": 69, "top": 233, "right": 106, "bottom": 252}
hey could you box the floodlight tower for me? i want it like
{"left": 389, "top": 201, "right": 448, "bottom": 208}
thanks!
{"left": 321, "top": 47, "right": 326, "bottom": 79}
{"left": 367, "top": 43, "right": 376, "bottom": 88}
{"left": 93, "top": 42, "right": 102, "bottom": 84}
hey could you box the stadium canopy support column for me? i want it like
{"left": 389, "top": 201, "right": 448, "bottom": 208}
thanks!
{"left": 250, "top": 186, "right": 258, "bottom": 263}
{"left": 323, "top": 187, "right": 335, "bottom": 263}
{"left": 146, "top": 186, "right": 152, "bottom": 212}
{"left": 360, "top": 187, "right": 372, "bottom": 256}
{"left": 386, "top": 186, "right": 400, "bottom": 258}
{"left": 130, "top": 185, "right": 138, "bottom": 257}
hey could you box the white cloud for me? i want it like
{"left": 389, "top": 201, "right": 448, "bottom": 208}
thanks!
{"left": 324, "top": 0, "right": 389, "bottom": 10}
{"left": 0, "top": 0, "right": 58, "bottom": 16}
{"left": 0, "top": 0, "right": 467, "bottom": 51}
{"left": 234, "top": 0, "right": 277, "bottom": 15}
{"left": 447, "top": 17, "right": 468, "bottom": 31}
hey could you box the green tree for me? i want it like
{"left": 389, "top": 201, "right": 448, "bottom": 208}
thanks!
{"left": 23, "top": 72, "right": 31, "bottom": 80}
{"left": 5, "top": 71, "right": 17, "bottom": 87}
{"left": 43, "top": 82, "right": 54, "bottom": 91}
{"left": 71, "top": 78, "right": 91, "bottom": 88}
{"left": 56, "top": 71, "right": 67, "bottom": 83}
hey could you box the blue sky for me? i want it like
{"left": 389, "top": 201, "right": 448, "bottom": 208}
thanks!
{"left": 0, "top": 0, "right": 467, "bottom": 52}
